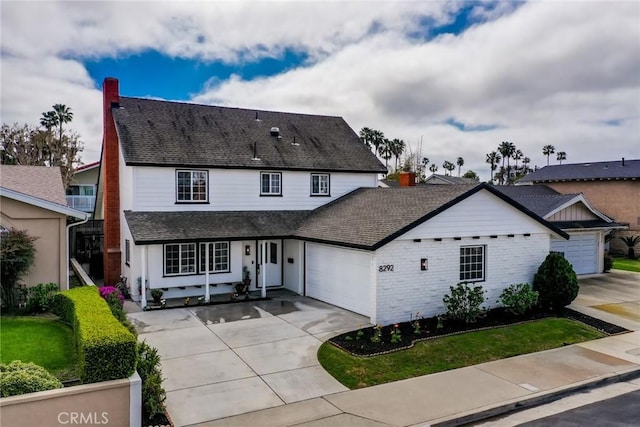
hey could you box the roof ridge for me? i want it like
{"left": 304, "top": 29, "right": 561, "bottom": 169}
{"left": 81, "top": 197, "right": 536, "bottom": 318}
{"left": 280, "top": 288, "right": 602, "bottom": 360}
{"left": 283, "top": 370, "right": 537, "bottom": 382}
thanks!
{"left": 119, "top": 96, "right": 344, "bottom": 119}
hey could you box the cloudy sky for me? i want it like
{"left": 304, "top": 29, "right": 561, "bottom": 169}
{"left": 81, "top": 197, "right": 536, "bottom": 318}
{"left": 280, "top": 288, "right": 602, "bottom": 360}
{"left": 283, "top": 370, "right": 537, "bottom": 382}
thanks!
{"left": 2, "top": 0, "right": 639, "bottom": 180}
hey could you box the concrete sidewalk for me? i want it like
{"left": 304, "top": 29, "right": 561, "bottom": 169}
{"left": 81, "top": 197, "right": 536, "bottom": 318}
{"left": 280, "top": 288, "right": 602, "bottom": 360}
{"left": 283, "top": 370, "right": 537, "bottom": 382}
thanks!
{"left": 191, "top": 331, "right": 640, "bottom": 427}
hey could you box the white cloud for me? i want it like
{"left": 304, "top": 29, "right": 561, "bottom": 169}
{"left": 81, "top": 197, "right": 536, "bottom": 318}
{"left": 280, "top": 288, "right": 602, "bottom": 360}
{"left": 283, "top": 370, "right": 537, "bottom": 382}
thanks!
{"left": 1, "top": 0, "right": 638, "bottom": 179}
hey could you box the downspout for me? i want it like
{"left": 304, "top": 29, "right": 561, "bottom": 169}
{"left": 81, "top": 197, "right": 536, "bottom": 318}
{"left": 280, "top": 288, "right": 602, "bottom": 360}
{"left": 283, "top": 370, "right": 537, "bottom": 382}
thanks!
{"left": 66, "top": 216, "right": 89, "bottom": 290}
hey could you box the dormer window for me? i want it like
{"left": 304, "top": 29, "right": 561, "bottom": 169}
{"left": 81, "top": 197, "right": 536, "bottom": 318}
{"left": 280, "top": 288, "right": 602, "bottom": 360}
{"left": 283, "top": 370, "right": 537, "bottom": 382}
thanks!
{"left": 176, "top": 170, "right": 208, "bottom": 203}
{"left": 260, "top": 172, "right": 282, "bottom": 196}
{"left": 310, "top": 173, "right": 330, "bottom": 196}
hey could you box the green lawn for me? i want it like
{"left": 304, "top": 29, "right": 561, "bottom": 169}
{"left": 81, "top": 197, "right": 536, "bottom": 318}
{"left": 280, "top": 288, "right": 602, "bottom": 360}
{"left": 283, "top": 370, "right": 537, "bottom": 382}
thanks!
{"left": 318, "top": 318, "right": 603, "bottom": 389}
{"left": 613, "top": 257, "right": 640, "bottom": 272}
{"left": 0, "top": 317, "right": 78, "bottom": 380}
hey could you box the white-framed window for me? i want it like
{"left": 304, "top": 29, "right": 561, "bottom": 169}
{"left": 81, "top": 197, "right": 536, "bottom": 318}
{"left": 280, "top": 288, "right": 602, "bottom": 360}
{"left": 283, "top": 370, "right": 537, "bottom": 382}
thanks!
{"left": 260, "top": 172, "right": 282, "bottom": 195}
{"left": 164, "top": 243, "right": 196, "bottom": 275}
{"left": 125, "top": 239, "right": 130, "bottom": 266}
{"left": 65, "top": 184, "right": 95, "bottom": 196}
{"left": 199, "top": 242, "right": 230, "bottom": 273}
{"left": 310, "top": 173, "right": 330, "bottom": 196}
{"left": 460, "top": 245, "right": 485, "bottom": 282}
{"left": 176, "top": 170, "right": 208, "bottom": 202}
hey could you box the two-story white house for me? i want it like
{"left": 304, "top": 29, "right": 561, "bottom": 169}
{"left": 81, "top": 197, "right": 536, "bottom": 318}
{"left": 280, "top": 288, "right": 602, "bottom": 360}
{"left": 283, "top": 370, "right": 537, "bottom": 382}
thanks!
{"left": 101, "top": 77, "right": 570, "bottom": 325}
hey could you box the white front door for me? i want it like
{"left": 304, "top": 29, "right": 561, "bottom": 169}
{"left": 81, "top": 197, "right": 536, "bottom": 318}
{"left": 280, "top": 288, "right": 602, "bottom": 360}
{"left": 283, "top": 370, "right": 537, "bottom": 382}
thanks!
{"left": 258, "top": 240, "right": 282, "bottom": 287}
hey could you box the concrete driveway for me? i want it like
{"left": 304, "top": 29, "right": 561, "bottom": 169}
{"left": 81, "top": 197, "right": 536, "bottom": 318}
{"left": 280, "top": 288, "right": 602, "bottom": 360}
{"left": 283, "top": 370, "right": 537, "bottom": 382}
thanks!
{"left": 128, "top": 291, "right": 369, "bottom": 426}
{"left": 570, "top": 270, "right": 640, "bottom": 331}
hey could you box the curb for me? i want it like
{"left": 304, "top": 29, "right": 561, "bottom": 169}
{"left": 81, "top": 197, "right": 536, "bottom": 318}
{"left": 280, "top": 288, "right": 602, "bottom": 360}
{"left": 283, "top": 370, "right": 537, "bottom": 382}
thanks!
{"left": 426, "top": 366, "right": 640, "bottom": 427}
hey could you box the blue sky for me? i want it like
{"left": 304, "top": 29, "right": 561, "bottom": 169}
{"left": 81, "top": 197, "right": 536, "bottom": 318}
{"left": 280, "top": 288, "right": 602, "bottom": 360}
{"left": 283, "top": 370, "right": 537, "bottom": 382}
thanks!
{"left": 1, "top": 1, "right": 638, "bottom": 178}
{"left": 82, "top": 2, "right": 487, "bottom": 101}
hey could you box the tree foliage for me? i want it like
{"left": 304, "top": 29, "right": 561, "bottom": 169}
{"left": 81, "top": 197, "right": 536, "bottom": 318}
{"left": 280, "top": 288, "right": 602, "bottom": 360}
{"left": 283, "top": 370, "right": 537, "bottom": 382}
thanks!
{"left": 0, "top": 229, "right": 37, "bottom": 308}
{"left": 533, "top": 253, "right": 578, "bottom": 312}
{"left": 1, "top": 104, "right": 83, "bottom": 188}
{"left": 462, "top": 170, "right": 480, "bottom": 181}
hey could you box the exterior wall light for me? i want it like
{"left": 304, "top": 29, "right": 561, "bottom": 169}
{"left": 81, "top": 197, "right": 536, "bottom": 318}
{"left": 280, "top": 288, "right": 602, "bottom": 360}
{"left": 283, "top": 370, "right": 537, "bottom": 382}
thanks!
{"left": 245, "top": 245, "right": 251, "bottom": 256}
{"left": 421, "top": 258, "right": 428, "bottom": 271}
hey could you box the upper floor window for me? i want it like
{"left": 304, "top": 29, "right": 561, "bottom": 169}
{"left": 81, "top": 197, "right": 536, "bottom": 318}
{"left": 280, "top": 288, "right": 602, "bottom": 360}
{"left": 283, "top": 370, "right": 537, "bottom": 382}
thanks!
{"left": 66, "top": 185, "right": 95, "bottom": 196}
{"left": 310, "top": 173, "right": 330, "bottom": 196}
{"left": 176, "top": 170, "right": 208, "bottom": 203}
{"left": 460, "top": 245, "right": 485, "bottom": 282}
{"left": 260, "top": 172, "right": 282, "bottom": 196}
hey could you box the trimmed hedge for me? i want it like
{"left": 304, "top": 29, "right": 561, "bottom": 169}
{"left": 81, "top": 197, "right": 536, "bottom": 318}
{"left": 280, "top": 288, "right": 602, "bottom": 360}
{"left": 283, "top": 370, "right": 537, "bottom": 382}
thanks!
{"left": 53, "top": 286, "right": 137, "bottom": 383}
{"left": 0, "top": 361, "right": 63, "bottom": 397}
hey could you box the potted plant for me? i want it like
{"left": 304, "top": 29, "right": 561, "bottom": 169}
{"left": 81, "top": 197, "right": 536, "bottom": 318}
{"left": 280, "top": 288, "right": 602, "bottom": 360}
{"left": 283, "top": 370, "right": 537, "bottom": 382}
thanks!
{"left": 150, "top": 289, "right": 163, "bottom": 304}
{"left": 242, "top": 266, "right": 251, "bottom": 286}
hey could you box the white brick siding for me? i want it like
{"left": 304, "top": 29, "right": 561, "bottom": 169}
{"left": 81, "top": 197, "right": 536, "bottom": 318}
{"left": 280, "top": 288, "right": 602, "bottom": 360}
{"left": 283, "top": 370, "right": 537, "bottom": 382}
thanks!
{"left": 373, "top": 233, "right": 549, "bottom": 325}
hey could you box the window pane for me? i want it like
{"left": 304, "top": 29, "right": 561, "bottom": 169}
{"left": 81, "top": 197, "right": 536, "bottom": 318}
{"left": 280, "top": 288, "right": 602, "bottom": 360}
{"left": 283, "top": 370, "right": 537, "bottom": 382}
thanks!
{"left": 261, "top": 173, "right": 270, "bottom": 193}
{"left": 271, "top": 174, "right": 280, "bottom": 193}
{"left": 270, "top": 242, "right": 277, "bottom": 264}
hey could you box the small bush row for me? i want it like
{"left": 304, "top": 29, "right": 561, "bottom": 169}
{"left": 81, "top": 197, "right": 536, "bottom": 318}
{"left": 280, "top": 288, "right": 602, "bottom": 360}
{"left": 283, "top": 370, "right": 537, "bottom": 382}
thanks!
{"left": 53, "top": 286, "right": 137, "bottom": 383}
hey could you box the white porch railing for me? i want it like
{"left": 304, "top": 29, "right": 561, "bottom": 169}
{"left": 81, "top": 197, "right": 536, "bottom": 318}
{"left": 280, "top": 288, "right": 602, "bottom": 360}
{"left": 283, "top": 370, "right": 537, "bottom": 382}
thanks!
{"left": 66, "top": 195, "right": 95, "bottom": 211}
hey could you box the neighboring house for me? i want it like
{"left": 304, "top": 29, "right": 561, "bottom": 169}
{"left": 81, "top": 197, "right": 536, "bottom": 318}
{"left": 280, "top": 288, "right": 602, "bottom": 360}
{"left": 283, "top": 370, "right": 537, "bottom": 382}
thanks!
{"left": 496, "top": 185, "right": 626, "bottom": 275}
{"left": 518, "top": 159, "right": 640, "bottom": 254}
{"left": 66, "top": 161, "right": 99, "bottom": 216}
{"left": 424, "top": 174, "right": 478, "bottom": 184}
{"left": 100, "top": 77, "right": 568, "bottom": 325}
{"left": 0, "top": 165, "right": 88, "bottom": 290}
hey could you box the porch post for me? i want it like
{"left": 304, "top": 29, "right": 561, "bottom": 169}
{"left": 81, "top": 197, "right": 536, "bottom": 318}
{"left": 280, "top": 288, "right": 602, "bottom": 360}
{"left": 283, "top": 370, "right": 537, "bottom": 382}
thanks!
{"left": 261, "top": 240, "right": 267, "bottom": 298}
{"left": 205, "top": 243, "right": 210, "bottom": 302}
{"left": 140, "top": 245, "right": 147, "bottom": 308}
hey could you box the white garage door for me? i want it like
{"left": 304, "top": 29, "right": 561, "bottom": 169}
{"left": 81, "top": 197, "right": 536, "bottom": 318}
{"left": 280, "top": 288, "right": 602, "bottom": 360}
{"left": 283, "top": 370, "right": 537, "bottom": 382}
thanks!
{"left": 550, "top": 232, "right": 598, "bottom": 275}
{"left": 305, "top": 243, "right": 371, "bottom": 316}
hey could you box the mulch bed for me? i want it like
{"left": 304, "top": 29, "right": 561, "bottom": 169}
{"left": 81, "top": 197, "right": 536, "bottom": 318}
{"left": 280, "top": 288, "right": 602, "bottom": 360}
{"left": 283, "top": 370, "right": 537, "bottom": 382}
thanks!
{"left": 329, "top": 308, "right": 628, "bottom": 357}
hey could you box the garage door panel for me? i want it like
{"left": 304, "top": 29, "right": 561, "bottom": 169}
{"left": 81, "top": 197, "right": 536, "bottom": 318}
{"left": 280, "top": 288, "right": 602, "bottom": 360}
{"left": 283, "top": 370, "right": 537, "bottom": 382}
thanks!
{"left": 550, "top": 232, "right": 598, "bottom": 275}
{"left": 306, "top": 243, "right": 370, "bottom": 316}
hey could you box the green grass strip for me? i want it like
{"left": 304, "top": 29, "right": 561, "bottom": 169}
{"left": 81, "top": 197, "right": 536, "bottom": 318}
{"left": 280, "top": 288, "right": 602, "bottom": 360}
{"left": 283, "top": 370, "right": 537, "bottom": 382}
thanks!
{"left": 318, "top": 318, "right": 603, "bottom": 389}
{"left": 613, "top": 257, "right": 640, "bottom": 272}
{"left": 1, "top": 316, "right": 77, "bottom": 379}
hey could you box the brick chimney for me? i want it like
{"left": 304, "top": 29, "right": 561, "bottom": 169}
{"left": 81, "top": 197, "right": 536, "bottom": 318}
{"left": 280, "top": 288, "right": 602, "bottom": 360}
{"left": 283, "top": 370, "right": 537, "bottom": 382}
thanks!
{"left": 103, "top": 78, "right": 121, "bottom": 285}
{"left": 398, "top": 171, "right": 416, "bottom": 187}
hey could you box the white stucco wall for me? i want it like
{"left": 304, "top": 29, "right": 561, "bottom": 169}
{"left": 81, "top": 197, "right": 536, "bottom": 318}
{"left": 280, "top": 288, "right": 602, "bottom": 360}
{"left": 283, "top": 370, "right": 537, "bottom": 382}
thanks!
{"left": 372, "top": 233, "right": 550, "bottom": 325}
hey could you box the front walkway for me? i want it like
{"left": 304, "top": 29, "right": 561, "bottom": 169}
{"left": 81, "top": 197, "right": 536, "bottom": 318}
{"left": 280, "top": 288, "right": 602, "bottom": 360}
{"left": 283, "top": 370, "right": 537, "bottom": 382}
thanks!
{"left": 127, "top": 291, "right": 369, "bottom": 426}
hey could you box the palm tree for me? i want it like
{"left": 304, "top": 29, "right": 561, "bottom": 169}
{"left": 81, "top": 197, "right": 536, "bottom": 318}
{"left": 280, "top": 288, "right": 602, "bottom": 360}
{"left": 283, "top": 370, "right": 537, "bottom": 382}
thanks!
{"left": 498, "top": 141, "right": 516, "bottom": 184}
{"left": 371, "top": 130, "right": 385, "bottom": 157}
{"left": 390, "top": 138, "right": 406, "bottom": 171}
{"left": 359, "top": 127, "right": 373, "bottom": 150}
{"left": 456, "top": 157, "right": 464, "bottom": 177}
{"left": 542, "top": 144, "right": 555, "bottom": 166}
{"left": 485, "top": 151, "right": 501, "bottom": 184}
{"left": 512, "top": 149, "right": 523, "bottom": 173}
{"left": 40, "top": 110, "right": 58, "bottom": 130}
{"left": 378, "top": 138, "right": 393, "bottom": 172}
{"left": 620, "top": 235, "right": 640, "bottom": 260}
{"left": 429, "top": 164, "right": 438, "bottom": 173}
{"left": 442, "top": 160, "right": 455, "bottom": 176}
{"left": 522, "top": 156, "right": 531, "bottom": 173}
{"left": 52, "top": 104, "right": 73, "bottom": 145}
{"left": 557, "top": 151, "right": 567, "bottom": 164}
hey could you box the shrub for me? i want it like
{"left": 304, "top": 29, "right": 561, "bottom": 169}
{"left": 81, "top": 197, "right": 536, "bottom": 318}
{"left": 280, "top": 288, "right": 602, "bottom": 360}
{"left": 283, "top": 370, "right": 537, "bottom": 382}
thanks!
{"left": 0, "top": 229, "right": 37, "bottom": 308}
{"left": 0, "top": 361, "right": 63, "bottom": 397}
{"left": 52, "top": 286, "right": 137, "bottom": 383}
{"left": 603, "top": 255, "right": 613, "bottom": 272}
{"left": 619, "top": 235, "right": 640, "bottom": 260}
{"left": 26, "top": 283, "right": 60, "bottom": 313}
{"left": 498, "top": 283, "right": 539, "bottom": 316}
{"left": 99, "top": 286, "right": 124, "bottom": 307}
{"left": 137, "top": 341, "right": 167, "bottom": 422}
{"left": 443, "top": 282, "right": 487, "bottom": 323}
{"left": 533, "top": 253, "right": 579, "bottom": 312}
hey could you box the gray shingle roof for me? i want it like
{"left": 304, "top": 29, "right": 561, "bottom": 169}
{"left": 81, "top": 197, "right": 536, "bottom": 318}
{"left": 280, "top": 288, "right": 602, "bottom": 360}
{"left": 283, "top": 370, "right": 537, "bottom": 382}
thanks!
{"left": 425, "top": 174, "right": 478, "bottom": 184}
{"left": 112, "top": 97, "right": 386, "bottom": 173}
{"left": 124, "top": 184, "right": 568, "bottom": 247}
{"left": 124, "top": 210, "right": 311, "bottom": 244}
{"left": 0, "top": 165, "right": 67, "bottom": 205}
{"left": 493, "top": 185, "right": 578, "bottom": 217}
{"left": 518, "top": 159, "right": 640, "bottom": 182}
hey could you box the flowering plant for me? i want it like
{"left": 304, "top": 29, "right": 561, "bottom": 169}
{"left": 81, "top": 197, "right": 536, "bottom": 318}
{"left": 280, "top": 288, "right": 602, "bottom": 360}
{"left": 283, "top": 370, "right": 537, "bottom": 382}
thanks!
{"left": 99, "top": 286, "right": 124, "bottom": 307}
{"left": 390, "top": 323, "right": 402, "bottom": 343}
{"left": 370, "top": 324, "right": 383, "bottom": 343}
